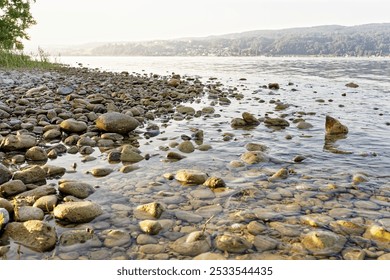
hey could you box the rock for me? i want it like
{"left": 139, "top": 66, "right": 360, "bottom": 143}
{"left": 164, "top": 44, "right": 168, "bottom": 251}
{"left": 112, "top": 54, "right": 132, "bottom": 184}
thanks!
{"left": 96, "top": 112, "right": 139, "bottom": 134}
{"left": 201, "top": 107, "right": 215, "bottom": 115}
{"left": 195, "top": 204, "right": 223, "bottom": 217}
{"left": 378, "top": 253, "right": 390, "bottom": 260}
{"left": 268, "top": 168, "right": 289, "bottom": 181}
{"left": 342, "top": 248, "right": 366, "bottom": 260}
{"left": 53, "top": 201, "right": 103, "bottom": 223}
{"left": 119, "top": 165, "right": 139, "bottom": 173}
{"left": 15, "top": 185, "right": 57, "bottom": 205}
{"left": 59, "top": 229, "right": 98, "bottom": 248}
{"left": 42, "top": 165, "right": 66, "bottom": 177}
{"left": 245, "top": 143, "right": 268, "bottom": 152}
{"left": 0, "top": 164, "right": 12, "bottom": 185}
{"left": 43, "top": 129, "right": 62, "bottom": 140}
{"left": 0, "top": 180, "right": 26, "bottom": 197}
{"left": 253, "top": 236, "right": 278, "bottom": 252}
{"left": 297, "top": 121, "right": 313, "bottom": 130}
{"left": 139, "top": 220, "right": 163, "bottom": 235}
{"left": 4, "top": 220, "right": 57, "bottom": 252}
{"left": 15, "top": 206, "right": 44, "bottom": 222}
{"left": 13, "top": 165, "right": 46, "bottom": 184}
{"left": 352, "top": 174, "right": 368, "bottom": 184}
{"left": 175, "top": 169, "right": 208, "bottom": 185}
{"left": 25, "top": 146, "right": 48, "bottom": 161}
{"left": 33, "top": 195, "right": 58, "bottom": 212}
{"left": 268, "top": 83, "right": 280, "bottom": 90}
{"left": 240, "top": 151, "right": 268, "bottom": 164}
{"left": 363, "top": 225, "right": 390, "bottom": 243}
{"left": 168, "top": 78, "right": 180, "bottom": 87}
{"left": 197, "top": 144, "right": 212, "bottom": 151}
{"left": 89, "top": 167, "right": 113, "bottom": 177}
{"left": 167, "top": 151, "right": 186, "bottom": 161}
{"left": 293, "top": 155, "right": 306, "bottom": 163}
{"left": 345, "top": 82, "right": 359, "bottom": 88}
{"left": 194, "top": 252, "right": 227, "bottom": 260}
{"left": 0, "top": 134, "right": 37, "bottom": 151}
{"left": 177, "top": 106, "right": 195, "bottom": 115}
{"left": 203, "top": 177, "right": 226, "bottom": 189}
{"left": 177, "top": 141, "right": 195, "bottom": 153}
{"left": 231, "top": 118, "right": 247, "bottom": 127}
{"left": 329, "top": 220, "right": 365, "bottom": 236}
{"left": 120, "top": 145, "right": 144, "bottom": 162}
{"left": 0, "top": 198, "right": 13, "bottom": 214}
{"left": 242, "top": 112, "right": 260, "bottom": 125}
{"left": 103, "top": 229, "right": 131, "bottom": 248}
{"left": 57, "top": 86, "right": 74, "bottom": 95}
{"left": 325, "top": 115, "right": 348, "bottom": 135}
{"left": 136, "top": 202, "right": 164, "bottom": 219}
{"left": 301, "top": 230, "right": 347, "bottom": 256}
{"left": 215, "top": 234, "right": 251, "bottom": 253}
{"left": 59, "top": 181, "right": 95, "bottom": 199}
{"left": 0, "top": 208, "right": 9, "bottom": 229}
{"left": 170, "top": 231, "right": 211, "bottom": 257}
{"left": 174, "top": 210, "right": 203, "bottom": 223}
{"left": 247, "top": 221, "right": 266, "bottom": 235}
{"left": 264, "top": 117, "right": 290, "bottom": 127}
{"left": 229, "top": 160, "right": 245, "bottom": 168}
{"left": 60, "top": 119, "right": 87, "bottom": 133}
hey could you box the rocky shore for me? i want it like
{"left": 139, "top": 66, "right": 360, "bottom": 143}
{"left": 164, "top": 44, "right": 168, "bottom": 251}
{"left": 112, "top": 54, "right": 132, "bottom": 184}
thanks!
{"left": 0, "top": 66, "right": 389, "bottom": 260}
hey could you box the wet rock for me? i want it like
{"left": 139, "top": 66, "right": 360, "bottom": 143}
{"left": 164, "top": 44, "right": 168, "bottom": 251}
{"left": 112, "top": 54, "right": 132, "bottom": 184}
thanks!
{"left": 60, "top": 119, "right": 87, "bottom": 133}
{"left": 177, "top": 141, "right": 195, "bottom": 153}
{"left": 57, "top": 86, "right": 74, "bottom": 95}
{"left": 245, "top": 143, "right": 268, "bottom": 152}
{"left": 264, "top": 117, "right": 290, "bottom": 127}
{"left": 13, "top": 165, "right": 46, "bottom": 184}
{"left": 268, "top": 168, "right": 289, "bottom": 181}
{"left": 177, "top": 106, "right": 195, "bottom": 115}
{"left": 4, "top": 220, "right": 57, "bottom": 252}
{"left": 345, "top": 82, "right": 359, "bottom": 88}
{"left": 33, "top": 195, "right": 58, "bottom": 212}
{"left": 293, "top": 155, "right": 306, "bottom": 163}
{"left": 363, "top": 225, "right": 390, "bottom": 243}
{"left": 137, "top": 234, "right": 158, "bottom": 245}
{"left": 139, "top": 220, "right": 163, "bottom": 235}
{"left": 203, "top": 177, "right": 226, "bottom": 189}
{"left": 59, "top": 229, "right": 98, "bottom": 248}
{"left": 195, "top": 204, "right": 223, "bottom": 217}
{"left": 342, "top": 248, "right": 366, "bottom": 260}
{"left": 59, "top": 181, "right": 95, "bottom": 199}
{"left": 229, "top": 160, "right": 245, "bottom": 168}
{"left": 15, "top": 185, "right": 57, "bottom": 205}
{"left": 43, "top": 129, "right": 61, "bottom": 140}
{"left": 136, "top": 202, "right": 164, "bottom": 219}
{"left": 197, "top": 144, "right": 212, "bottom": 151}
{"left": 96, "top": 112, "right": 139, "bottom": 134}
{"left": 352, "top": 174, "right": 368, "bottom": 184}
{"left": 120, "top": 165, "right": 140, "bottom": 173}
{"left": 104, "top": 229, "right": 131, "bottom": 248}
{"left": 0, "top": 134, "right": 37, "bottom": 151}
{"left": 42, "top": 165, "right": 66, "bottom": 177}
{"left": 15, "top": 206, "right": 44, "bottom": 222}
{"left": 0, "top": 164, "right": 12, "bottom": 185}
{"left": 241, "top": 151, "right": 268, "bottom": 164}
{"left": 301, "top": 230, "right": 347, "bottom": 256}
{"left": 168, "top": 78, "right": 180, "bottom": 87}
{"left": 170, "top": 231, "right": 211, "bottom": 257}
{"left": 268, "top": 83, "right": 280, "bottom": 90}
{"left": 175, "top": 169, "right": 208, "bottom": 185}
{"left": 231, "top": 118, "right": 247, "bottom": 127}
{"left": 174, "top": 210, "right": 203, "bottom": 223}
{"left": 297, "top": 121, "right": 313, "bottom": 130}
{"left": 269, "top": 222, "right": 302, "bottom": 237}
{"left": 25, "top": 146, "right": 48, "bottom": 162}
{"left": 120, "top": 145, "right": 144, "bottom": 162}
{"left": 242, "top": 112, "right": 260, "bottom": 125}
{"left": 378, "top": 253, "right": 390, "bottom": 260}
{"left": 0, "top": 180, "right": 26, "bottom": 197}
{"left": 89, "top": 167, "right": 113, "bottom": 177}
{"left": 0, "top": 198, "right": 13, "bottom": 214}
{"left": 253, "top": 236, "right": 278, "bottom": 252}
{"left": 325, "top": 115, "right": 348, "bottom": 135}
{"left": 54, "top": 201, "right": 103, "bottom": 223}
{"left": 0, "top": 208, "right": 9, "bottom": 229}
{"left": 167, "top": 151, "right": 186, "bottom": 161}
{"left": 247, "top": 221, "right": 266, "bottom": 235}
{"left": 194, "top": 252, "right": 227, "bottom": 260}
{"left": 215, "top": 234, "right": 251, "bottom": 253}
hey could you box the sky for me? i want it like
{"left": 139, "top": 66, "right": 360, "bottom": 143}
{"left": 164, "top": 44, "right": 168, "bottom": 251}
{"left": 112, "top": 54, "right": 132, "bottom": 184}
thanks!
{"left": 24, "top": 0, "right": 390, "bottom": 50}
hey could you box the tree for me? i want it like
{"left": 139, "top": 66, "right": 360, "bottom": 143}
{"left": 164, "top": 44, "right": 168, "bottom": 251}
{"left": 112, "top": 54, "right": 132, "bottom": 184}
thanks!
{"left": 0, "top": 0, "right": 36, "bottom": 50}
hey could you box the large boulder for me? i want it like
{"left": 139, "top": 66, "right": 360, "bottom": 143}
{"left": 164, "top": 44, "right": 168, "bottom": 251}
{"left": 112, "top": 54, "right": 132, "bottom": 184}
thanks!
{"left": 0, "top": 134, "right": 37, "bottom": 151}
{"left": 53, "top": 201, "right": 103, "bottom": 223}
{"left": 4, "top": 220, "right": 57, "bottom": 252}
{"left": 96, "top": 112, "right": 139, "bottom": 134}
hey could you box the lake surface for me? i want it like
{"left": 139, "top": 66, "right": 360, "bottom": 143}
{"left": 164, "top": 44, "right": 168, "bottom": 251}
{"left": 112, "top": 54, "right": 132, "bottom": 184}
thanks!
{"left": 10, "top": 56, "right": 390, "bottom": 259}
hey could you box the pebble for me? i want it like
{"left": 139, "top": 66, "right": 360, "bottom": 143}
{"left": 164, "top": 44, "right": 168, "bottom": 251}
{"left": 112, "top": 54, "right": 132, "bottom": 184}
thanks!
{"left": 203, "top": 177, "right": 226, "bottom": 189}
{"left": 54, "top": 201, "right": 103, "bottom": 223}
{"left": 58, "top": 181, "right": 95, "bottom": 199}
{"left": 13, "top": 165, "right": 46, "bottom": 184}
{"left": 215, "top": 234, "right": 251, "bottom": 253}
{"left": 33, "top": 195, "right": 58, "bottom": 212}
{"left": 136, "top": 202, "right": 164, "bottom": 219}
{"left": 96, "top": 112, "right": 139, "bottom": 134}
{"left": 170, "top": 231, "right": 211, "bottom": 257}
{"left": 0, "top": 180, "right": 27, "bottom": 197}
{"left": 175, "top": 169, "right": 208, "bottom": 185}
{"left": 174, "top": 210, "right": 203, "bottom": 223}
{"left": 104, "top": 229, "right": 131, "bottom": 248}
{"left": 177, "top": 141, "right": 195, "bottom": 153}
{"left": 195, "top": 204, "right": 223, "bottom": 217}
{"left": 241, "top": 151, "right": 268, "bottom": 164}
{"left": 301, "top": 230, "right": 347, "bottom": 256}
{"left": 15, "top": 206, "right": 45, "bottom": 222}
{"left": 253, "top": 236, "right": 279, "bottom": 252}
{"left": 139, "top": 220, "right": 163, "bottom": 235}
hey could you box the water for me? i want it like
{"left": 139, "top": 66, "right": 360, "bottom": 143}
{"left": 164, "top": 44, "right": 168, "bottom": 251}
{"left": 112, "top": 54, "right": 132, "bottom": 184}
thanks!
{"left": 7, "top": 56, "right": 390, "bottom": 259}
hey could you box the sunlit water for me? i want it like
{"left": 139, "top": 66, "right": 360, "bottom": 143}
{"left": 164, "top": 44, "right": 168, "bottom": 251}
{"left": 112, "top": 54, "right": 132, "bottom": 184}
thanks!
{"left": 8, "top": 56, "right": 390, "bottom": 259}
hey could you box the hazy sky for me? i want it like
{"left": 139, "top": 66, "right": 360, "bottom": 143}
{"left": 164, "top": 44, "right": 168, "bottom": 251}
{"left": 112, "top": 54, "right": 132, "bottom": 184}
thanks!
{"left": 24, "top": 0, "right": 390, "bottom": 49}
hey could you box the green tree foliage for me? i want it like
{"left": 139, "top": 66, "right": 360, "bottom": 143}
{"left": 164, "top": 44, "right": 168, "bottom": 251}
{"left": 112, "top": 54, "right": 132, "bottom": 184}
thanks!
{"left": 0, "top": 0, "right": 36, "bottom": 50}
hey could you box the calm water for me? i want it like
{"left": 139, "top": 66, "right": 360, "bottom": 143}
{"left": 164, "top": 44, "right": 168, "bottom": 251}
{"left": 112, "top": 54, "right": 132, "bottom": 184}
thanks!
{"left": 10, "top": 56, "right": 389, "bottom": 259}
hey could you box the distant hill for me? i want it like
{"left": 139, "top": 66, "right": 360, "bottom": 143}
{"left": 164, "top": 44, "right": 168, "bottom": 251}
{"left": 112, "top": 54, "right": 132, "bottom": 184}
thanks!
{"left": 60, "top": 23, "right": 390, "bottom": 57}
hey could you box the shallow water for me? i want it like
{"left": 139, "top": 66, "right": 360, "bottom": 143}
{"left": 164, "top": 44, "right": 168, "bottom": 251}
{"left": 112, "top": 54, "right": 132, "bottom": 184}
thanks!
{"left": 5, "top": 56, "right": 390, "bottom": 259}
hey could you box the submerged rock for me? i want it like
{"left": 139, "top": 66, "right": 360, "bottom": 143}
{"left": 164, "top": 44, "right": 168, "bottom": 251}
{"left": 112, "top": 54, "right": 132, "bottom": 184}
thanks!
{"left": 139, "top": 220, "right": 163, "bottom": 235}
{"left": 241, "top": 151, "right": 268, "bottom": 165}
{"left": 215, "top": 234, "right": 252, "bottom": 253}
{"left": 301, "top": 230, "right": 347, "bottom": 256}
{"left": 175, "top": 169, "right": 208, "bottom": 185}
{"left": 171, "top": 231, "right": 211, "bottom": 257}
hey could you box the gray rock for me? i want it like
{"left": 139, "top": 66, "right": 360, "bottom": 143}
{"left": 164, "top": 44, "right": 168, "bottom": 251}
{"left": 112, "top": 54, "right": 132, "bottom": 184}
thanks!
{"left": 175, "top": 169, "right": 208, "bottom": 185}
{"left": 174, "top": 210, "right": 203, "bottom": 223}
{"left": 43, "top": 129, "right": 62, "bottom": 140}
{"left": 177, "top": 106, "right": 195, "bottom": 115}
{"left": 170, "top": 231, "right": 211, "bottom": 256}
{"left": 15, "top": 185, "right": 57, "bottom": 205}
{"left": 15, "top": 206, "right": 44, "bottom": 222}
{"left": 13, "top": 165, "right": 46, "bottom": 184}
{"left": 4, "top": 220, "right": 57, "bottom": 252}
{"left": 195, "top": 204, "right": 223, "bottom": 218}
{"left": 59, "top": 181, "right": 95, "bottom": 199}
{"left": 0, "top": 208, "right": 9, "bottom": 229}
{"left": 0, "top": 134, "right": 37, "bottom": 151}
{"left": 215, "top": 234, "right": 251, "bottom": 253}
{"left": 193, "top": 252, "right": 227, "bottom": 260}
{"left": 0, "top": 163, "right": 12, "bottom": 184}
{"left": 0, "top": 198, "right": 13, "bottom": 214}
{"left": 247, "top": 221, "right": 266, "bottom": 235}
{"left": 33, "top": 195, "right": 58, "bottom": 212}
{"left": 54, "top": 201, "right": 103, "bottom": 223}
{"left": 0, "top": 180, "right": 26, "bottom": 197}
{"left": 301, "top": 230, "right": 347, "bottom": 256}
{"left": 166, "top": 151, "right": 186, "bottom": 161}
{"left": 177, "top": 141, "right": 195, "bottom": 153}
{"left": 59, "top": 229, "right": 98, "bottom": 249}
{"left": 96, "top": 112, "right": 139, "bottom": 134}
{"left": 42, "top": 165, "right": 66, "bottom": 177}
{"left": 297, "top": 121, "right": 313, "bottom": 130}
{"left": 57, "top": 86, "right": 74, "bottom": 95}
{"left": 253, "top": 236, "right": 278, "bottom": 252}
{"left": 25, "top": 146, "right": 48, "bottom": 161}
{"left": 242, "top": 112, "right": 260, "bottom": 125}
{"left": 231, "top": 118, "right": 247, "bottom": 127}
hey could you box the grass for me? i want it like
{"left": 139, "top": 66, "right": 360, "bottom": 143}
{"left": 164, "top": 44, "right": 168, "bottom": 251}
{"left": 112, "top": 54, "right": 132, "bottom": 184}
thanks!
{"left": 0, "top": 47, "right": 59, "bottom": 69}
